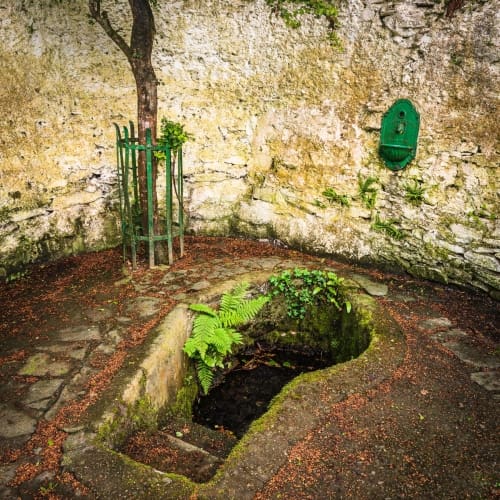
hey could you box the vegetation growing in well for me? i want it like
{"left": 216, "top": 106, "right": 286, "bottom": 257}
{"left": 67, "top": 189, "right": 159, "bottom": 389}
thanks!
{"left": 185, "top": 269, "right": 352, "bottom": 394}
{"left": 268, "top": 268, "right": 351, "bottom": 319}
{"left": 184, "top": 283, "right": 269, "bottom": 395}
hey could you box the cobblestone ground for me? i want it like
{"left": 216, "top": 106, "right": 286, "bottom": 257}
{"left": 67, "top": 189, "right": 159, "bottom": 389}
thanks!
{"left": 0, "top": 237, "right": 498, "bottom": 498}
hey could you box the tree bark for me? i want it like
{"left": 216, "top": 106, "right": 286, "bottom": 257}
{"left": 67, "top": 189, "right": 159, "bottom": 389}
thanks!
{"left": 128, "top": 0, "right": 158, "bottom": 238}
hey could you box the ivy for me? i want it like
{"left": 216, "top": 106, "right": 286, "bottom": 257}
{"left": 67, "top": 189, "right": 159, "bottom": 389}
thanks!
{"left": 268, "top": 268, "right": 351, "bottom": 320}
{"left": 265, "top": 0, "right": 340, "bottom": 43}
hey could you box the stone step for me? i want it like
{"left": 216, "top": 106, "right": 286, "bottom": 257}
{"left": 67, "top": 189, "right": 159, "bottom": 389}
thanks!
{"left": 162, "top": 433, "right": 224, "bottom": 480}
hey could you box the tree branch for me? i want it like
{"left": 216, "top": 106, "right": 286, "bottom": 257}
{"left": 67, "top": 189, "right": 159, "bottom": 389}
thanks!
{"left": 88, "top": 0, "right": 132, "bottom": 60}
{"left": 446, "top": 0, "right": 466, "bottom": 17}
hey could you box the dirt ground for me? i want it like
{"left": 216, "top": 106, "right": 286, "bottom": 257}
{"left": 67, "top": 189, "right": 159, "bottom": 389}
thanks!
{"left": 0, "top": 236, "right": 498, "bottom": 499}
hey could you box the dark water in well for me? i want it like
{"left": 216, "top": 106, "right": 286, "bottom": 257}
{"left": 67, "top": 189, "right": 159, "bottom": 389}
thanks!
{"left": 192, "top": 346, "right": 331, "bottom": 438}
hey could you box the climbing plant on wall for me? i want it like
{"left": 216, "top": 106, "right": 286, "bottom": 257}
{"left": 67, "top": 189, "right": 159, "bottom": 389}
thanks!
{"left": 265, "top": 0, "right": 339, "bottom": 30}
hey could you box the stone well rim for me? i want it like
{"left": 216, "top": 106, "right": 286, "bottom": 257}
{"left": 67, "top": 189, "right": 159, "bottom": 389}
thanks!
{"left": 62, "top": 269, "right": 406, "bottom": 499}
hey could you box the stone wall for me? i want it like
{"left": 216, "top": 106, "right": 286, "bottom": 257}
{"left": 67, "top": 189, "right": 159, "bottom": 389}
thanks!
{"left": 0, "top": 0, "right": 498, "bottom": 297}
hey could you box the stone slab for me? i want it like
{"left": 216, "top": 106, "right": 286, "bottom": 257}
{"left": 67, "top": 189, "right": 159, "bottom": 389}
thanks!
{"left": 85, "top": 307, "right": 113, "bottom": 322}
{"left": 470, "top": 371, "right": 500, "bottom": 392}
{"left": 57, "top": 326, "right": 101, "bottom": 342}
{"left": 39, "top": 344, "right": 87, "bottom": 360}
{"left": 190, "top": 280, "right": 211, "bottom": 291}
{"left": 419, "top": 317, "right": 452, "bottom": 331}
{"left": 443, "top": 341, "right": 500, "bottom": 369}
{"left": 431, "top": 329, "right": 468, "bottom": 342}
{"left": 0, "top": 407, "right": 36, "bottom": 438}
{"left": 24, "top": 379, "right": 64, "bottom": 406}
{"left": 0, "top": 463, "right": 17, "bottom": 484}
{"left": 351, "top": 274, "right": 388, "bottom": 296}
{"left": 125, "top": 297, "right": 161, "bottom": 318}
{"left": 18, "top": 353, "right": 71, "bottom": 377}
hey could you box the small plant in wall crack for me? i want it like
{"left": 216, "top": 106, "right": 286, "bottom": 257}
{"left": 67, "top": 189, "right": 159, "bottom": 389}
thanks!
{"left": 467, "top": 204, "right": 497, "bottom": 222}
{"left": 371, "top": 213, "right": 404, "bottom": 240}
{"left": 184, "top": 283, "right": 269, "bottom": 395}
{"left": 322, "top": 187, "right": 350, "bottom": 207}
{"left": 404, "top": 178, "right": 426, "bottom": 206}
{"left": 313, "top": 198, "right": 327, "bottom": 209}
{"left": 357, "top": 174, "right": 379, "bottom": 209}
{"left": 265, "top": 0, "right": 342, "bottom": 47}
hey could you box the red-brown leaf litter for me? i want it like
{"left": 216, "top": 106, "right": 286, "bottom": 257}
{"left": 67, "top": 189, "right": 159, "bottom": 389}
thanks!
{"left": 0, "top": 236, "right": 498, "bottom": 498}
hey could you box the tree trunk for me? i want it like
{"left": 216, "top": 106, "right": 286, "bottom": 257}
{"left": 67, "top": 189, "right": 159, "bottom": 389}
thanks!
{"left": 132, "top": 63, "right": 158, "bottom": 236}
{"left": 128, "top": 0, "right": 163, "bottom": 263}
{"left": 132, "top": 64, "right": 168, "bottom": 264}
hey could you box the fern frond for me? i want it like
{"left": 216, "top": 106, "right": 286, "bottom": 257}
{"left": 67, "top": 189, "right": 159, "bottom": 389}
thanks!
{"left": 219, "top": 295, "right": 269, "bottom": 327}
{"left": 206, "top": 328, "right": 243, "bottom": 356}
{"left": 201, "top": 350, "right": 221, "bottom": 368}
{"left": 191, "top": 314, "right": 216, "bottom": 339}
{"left": 219, "top": 282, "right": 250, "bottom": 314}
{"left": 197, "top": 361, "right": 214, "bottom": 395}
{"left": 183, "top": 336, "right": 209, "bottom": 360}
{"left": 189, "top": 303, "right": 217, "bottom": 317}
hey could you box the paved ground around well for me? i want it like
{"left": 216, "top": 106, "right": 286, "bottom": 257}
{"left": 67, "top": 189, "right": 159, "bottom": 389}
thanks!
{"left": 0, "top": 237, "right": 498, "bottom": 499}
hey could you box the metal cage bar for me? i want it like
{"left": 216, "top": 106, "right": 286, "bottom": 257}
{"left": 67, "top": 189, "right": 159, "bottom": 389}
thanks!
{"left": 114, "top": 122, "right": 185, "bottom": 269}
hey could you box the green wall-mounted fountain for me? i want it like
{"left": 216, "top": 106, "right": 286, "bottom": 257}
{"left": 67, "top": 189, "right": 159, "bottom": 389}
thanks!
{"left": 379, "top": 99, "right": 420, "bottom": 171}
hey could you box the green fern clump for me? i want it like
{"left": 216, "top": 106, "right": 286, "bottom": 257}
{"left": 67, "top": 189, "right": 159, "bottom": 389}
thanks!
{"left": 371, "top": 213, "right": 404, "bottom": 240}
{"left": 358, "top": 174, "right": 379, "bottom": 209}
{"left": 403, "top": 179, "right": 425, "bottom": 206}
{"left": 322, "top": 187, "right": 350, "bottom": 207}
{"left": 184, "top": 283, "right": 269, "bottom": 395}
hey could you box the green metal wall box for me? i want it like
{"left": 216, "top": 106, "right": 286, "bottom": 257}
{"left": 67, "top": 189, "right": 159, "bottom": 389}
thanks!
{"left": 379, "top": 99, "right": 420, "bottom": 171}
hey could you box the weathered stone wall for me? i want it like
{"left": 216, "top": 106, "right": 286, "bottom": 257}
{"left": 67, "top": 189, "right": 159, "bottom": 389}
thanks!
{"left": 0, "top": 0, "right": 498, "bottom": 296}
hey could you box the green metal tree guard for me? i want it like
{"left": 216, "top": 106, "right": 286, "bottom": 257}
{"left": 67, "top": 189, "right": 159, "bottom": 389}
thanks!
{"left": 114, "top": 122, "right": 184, "bottom": 268}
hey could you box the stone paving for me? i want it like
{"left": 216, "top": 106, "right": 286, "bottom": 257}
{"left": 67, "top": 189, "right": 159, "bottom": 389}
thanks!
{"left": 0, "top": 252, "right": 498, "bottom": 498}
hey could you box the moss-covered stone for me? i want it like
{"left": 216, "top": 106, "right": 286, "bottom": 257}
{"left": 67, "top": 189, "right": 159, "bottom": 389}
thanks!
{"left": 163, "top": 366, "right": 199, "bottom": 421}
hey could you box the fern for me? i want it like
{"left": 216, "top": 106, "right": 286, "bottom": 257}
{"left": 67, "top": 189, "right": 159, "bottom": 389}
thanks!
{"left": 403, "top": 179, "right": 425, "bottom": 206}
{"left": 358, "top": 174, "right": 379, "bottom": 209}
{"left": 219, "top": 281, "right": 248, "bottom": 313}
{"left": 371, "top": 213, "right": 404, "bottom": 240}
{"left": 219, "top": 297, "right": 270, "bottom": 327}
{"left": 322, "top": 187, "right": 350, "bottom": 207}
{"left": 184, "top": 283, "right": 269, "bottom": 394}
{"left": 196, "top": 361, "right": 215, "bottom": 396}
